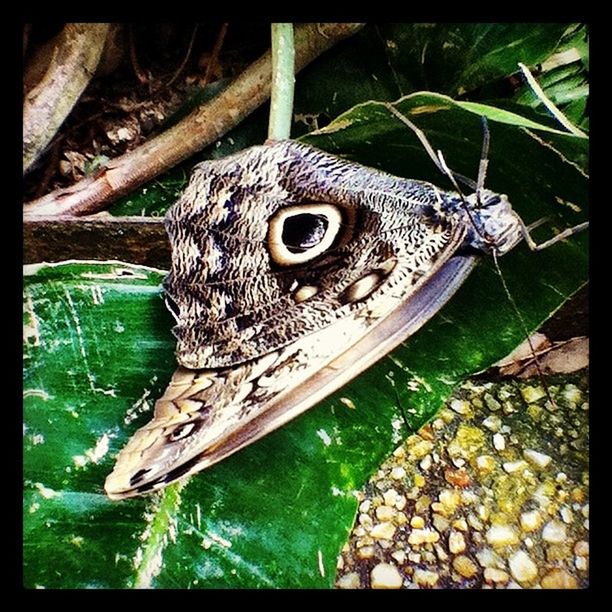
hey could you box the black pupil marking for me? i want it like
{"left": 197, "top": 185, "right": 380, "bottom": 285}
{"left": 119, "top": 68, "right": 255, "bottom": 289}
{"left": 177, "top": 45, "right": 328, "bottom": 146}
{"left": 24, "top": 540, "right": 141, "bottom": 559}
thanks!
{"left": 170, "top": 423, "right": 194, "bottom": 441}
{"left": 165, "top": 295, "right": 180, "bottom": 317}
{"left": 130, "top": 467, "right": 152, "bottom": 486}
{"left": 282, "top": 214, "right": 329, "bottom": 253}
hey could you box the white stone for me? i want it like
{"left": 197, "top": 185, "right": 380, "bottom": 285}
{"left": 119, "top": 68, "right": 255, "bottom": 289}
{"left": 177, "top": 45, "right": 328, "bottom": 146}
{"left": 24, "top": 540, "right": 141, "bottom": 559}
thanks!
{"left": 508, "top": 550, "right": 538, "bottom": 584}
{"left": 337, "top": 572, "right": 360, "bottom": 589}
{"left": 448, "top": 531, "right": 466, "bottom": 554}
{"left": 376, "top": 505, "right": 396, "bottom": 521}
{"left": 560, "top": 506, "right": 574, "bottom": 524}
{"left": 484, "top": 568, "right": 510, "bottom": 584}
{"left": 503, "top": 459, "right": 528, "bottom": 474}
{"left": 408, "top": 528, "right": 440, "bottom": 545}
{"left": 520, "top": 510, "right": 542, "bottom": 532}
{"left": 486, "top": 524, "right": 519, "bottom": 547}
{"left": 359, "top": 499, "right": 371, "bottom": 513}
{"left": 391, "top": 466, "right": 406, "bottom": 480}
{"left": 493, "top": 433, "right": 506, "bottom": 451}
{"left": 419, "top": 455, "right": 432, "bottom": 471}
{"left": 575, "top": 556, "right": 587, "bottom": 571}
{"left": 476, "top": 547, "right": 505, "bottom": 569}
{"left": 450, "top": 399, "right": 470, "bottom": 414}
{"left": 413, "top": 568, "right": 439, "bottom": 587}
{"left": 391, "top": 550, "right": 406, "bottom": 564}
{"left": 370, "top": 522, "right": 396, "bottom": 540}
{"left": 482, "top": 415, "right": 502, "bottom": 432}
{"left": 370, "top": 563, "right": 403, "bottom": 589}
{"left": 523, "top": 449, "right": 552, "bottom": 469}
{"left": 542, "top": 520, "right": 567, "bottom": 543}
{"left": 383, "top": 488, "right": 398, "bottom": 506}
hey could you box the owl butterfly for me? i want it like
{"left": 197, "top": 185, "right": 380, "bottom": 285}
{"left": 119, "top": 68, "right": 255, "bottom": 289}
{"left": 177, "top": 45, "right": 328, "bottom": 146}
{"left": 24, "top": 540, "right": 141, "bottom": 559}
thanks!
{"left": 105, "top": 105, "right": 586, "bottom": 499}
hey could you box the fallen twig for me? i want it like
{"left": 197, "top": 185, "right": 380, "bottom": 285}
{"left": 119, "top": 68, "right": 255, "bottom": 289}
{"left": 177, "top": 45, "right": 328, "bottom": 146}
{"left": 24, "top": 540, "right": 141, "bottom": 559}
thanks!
{"left": 23, "top": 23, "right": 111, "bottom": 174}
{"left": 23, "top": 23, "right": 364, "bottom": 219}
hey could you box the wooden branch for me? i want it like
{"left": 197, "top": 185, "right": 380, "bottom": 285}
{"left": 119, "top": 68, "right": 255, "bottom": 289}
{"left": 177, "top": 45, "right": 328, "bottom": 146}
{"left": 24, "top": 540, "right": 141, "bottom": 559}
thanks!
{"left": 23, "top": 23, "right": 365, "bottom": 219}
{"left": 23, "top": 23, "right": 111, "bottom": 174}
{"left": 24, "top": 216, "right": 170, "bottom": 269}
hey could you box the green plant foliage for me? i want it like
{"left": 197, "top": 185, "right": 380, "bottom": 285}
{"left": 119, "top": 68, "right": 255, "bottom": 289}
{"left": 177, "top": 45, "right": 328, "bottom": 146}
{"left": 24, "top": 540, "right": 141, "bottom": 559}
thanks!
{"left": 24, "top": 23, "right": 588, "bottom": 589}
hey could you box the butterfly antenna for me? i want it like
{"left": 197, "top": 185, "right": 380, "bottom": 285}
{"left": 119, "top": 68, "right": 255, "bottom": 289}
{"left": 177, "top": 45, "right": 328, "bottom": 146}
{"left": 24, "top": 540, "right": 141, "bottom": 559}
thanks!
{"left": 492, "top": 251, "right": 558, "bottom": 409}
{"left": 384, "top": 103, "right": 476, "bottom": 191}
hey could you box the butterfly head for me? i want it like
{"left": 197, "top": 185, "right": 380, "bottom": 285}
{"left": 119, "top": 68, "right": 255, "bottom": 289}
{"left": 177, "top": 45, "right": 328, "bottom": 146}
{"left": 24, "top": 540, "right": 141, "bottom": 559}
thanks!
{"left": 465, "top": 189, "right": 523, "bottom": 255}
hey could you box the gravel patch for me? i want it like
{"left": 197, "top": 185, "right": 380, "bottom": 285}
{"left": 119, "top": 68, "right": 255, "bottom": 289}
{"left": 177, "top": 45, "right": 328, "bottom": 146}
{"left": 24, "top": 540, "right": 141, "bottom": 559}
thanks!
{"left": 335, "top": 371, "right": 589, "bottom": 589}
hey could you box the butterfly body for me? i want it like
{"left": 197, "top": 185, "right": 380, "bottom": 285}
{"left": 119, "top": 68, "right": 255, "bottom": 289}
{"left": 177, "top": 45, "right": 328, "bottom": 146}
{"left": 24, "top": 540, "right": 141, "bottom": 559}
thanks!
{"left": 105, "top": 139, "right": 525, "bottom": 499}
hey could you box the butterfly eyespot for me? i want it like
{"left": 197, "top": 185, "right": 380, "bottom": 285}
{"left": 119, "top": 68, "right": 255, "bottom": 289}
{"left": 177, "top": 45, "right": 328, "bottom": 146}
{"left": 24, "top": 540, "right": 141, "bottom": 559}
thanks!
{"left": 168, "top": 422, "right": 196, "bottom": 442}
{"left": 268, "top": 203, "right": 344, "bottom": 266}
{"left": 293, "top": 284, "right": 319, "bottom": 303}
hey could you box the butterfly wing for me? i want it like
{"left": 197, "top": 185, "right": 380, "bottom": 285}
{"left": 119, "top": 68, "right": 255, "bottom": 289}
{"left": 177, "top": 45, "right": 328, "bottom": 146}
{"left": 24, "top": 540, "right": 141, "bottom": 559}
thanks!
{"left": 106, "top": 141, "right": 477, "bottom": 499}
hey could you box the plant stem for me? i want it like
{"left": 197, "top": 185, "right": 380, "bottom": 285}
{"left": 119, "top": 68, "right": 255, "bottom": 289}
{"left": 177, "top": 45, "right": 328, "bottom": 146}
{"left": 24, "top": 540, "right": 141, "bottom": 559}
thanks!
{"left": 268, "top": 23, "right": 295, "bottom": 141}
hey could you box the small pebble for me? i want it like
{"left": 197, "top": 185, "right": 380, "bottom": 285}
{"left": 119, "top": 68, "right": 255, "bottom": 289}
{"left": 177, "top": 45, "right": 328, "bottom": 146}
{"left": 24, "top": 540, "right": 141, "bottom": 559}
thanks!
{"left": 359, "top": 499, "right": 371, "bottom": 513}
{"left": 467, "top": 513, "right": 483, "bottom": 531}
{"left": 419, "top": 455, "right": 432, "bottom": 471}
{"left": 503, "top": 460, "right": 528, "bottom": 474}
{"left": 486, "top": 524, "right": 519, "bottom": 547}
{"left": 508, "top": 550, "right": 538, "bottom": 584}
{"left": 540, "top": 568, "right": 578, "bottom": 589}
{"left": 520, "top": 510, "right": 542, "bottom": 532}
{"left": 479, "top": 454, "right": 499, "bottom": 475}
{"left": 476, "top": 547, "right": 505, "bottom": 569}
{"left": 434, "top": 542, "right": 448, "bottom": 562}
{"left": 413, "top": 568, "right": 439, "bottom": 588}
{"left": 337, "top": 572, "right": 360, "bottom": 589}
{"left": 414, "top": 474, "right": 426, "bottom": 487}
{"left": 382, "top": 488, "right": 398, "bottom": 506}
{"left": 408, "top": 439, "right": 434, "bottom": 459}
{"left": 575, "top": 556, "right": 588, "bottom": 571}
{"left": 358, "top": 513, "right": 373, "bottom": 529}
{"left": 444, "top": 467, "right": 471, "bottom": 488}
{"left": 410, "top": 515, "right": 425, "bottom": 529}
{"left": 438, "top": 489, "right": 461, "bottom": 514}
{"left": 560, "top": 506, "right": 574, "bottom": 524}
{"left": 450, "top": 399, "right": 470, "bottom": 415}
{"left": 452, "top": 555, "right": 479, "bottom": 579}
{"left": 484, "top": 393, "right": 502, "bottom": 411}
{"left": 357, "top": 545, "right": 375, "bottom": 560}
{"left": 371, "top": 522, "right": 396, "bottom": 540}
{"left": 375, "top": 505, "right": 396, "bottom": 522}
{"left": 370, "top": 563, "right": 403, "bottom": 589}
{"left": 484, "top": 568, "right": 510, "bottom": 585}
{"left": 391, "top": 466, "right": 406, "bottom": 480}
{"left": 574, "top": 540, "right": 589, "bottom": 557}
{"left": 432, "top": 514, "right": 450, "bottom": 533}
{"left": 493, "top": 433, "right": 506, "bottom": 451}
{"left": 523, "top": 449, "right": 552, "bottom": 469}
{"left": 542, "top": 520, "right": 567, "bottom": 543}
{"left": 448, "top": 531, "right": 466, "bottom": 554}
{"left": 521, "top": 385, "right": 546, "bottom": 403}
{"left": 482, "top": 415, "right": 502, "bottom": 432}
{"left": 415, "top": 495, "right": 431, "bottom": 514}
{"left": 408, "top": 528, "right": 440, "bottom": 545}
{"left": 453, "top": 518, "right": 468, "bottom": 532}
{"left": 391, "top": 550, "right": 406, "bottom": 564}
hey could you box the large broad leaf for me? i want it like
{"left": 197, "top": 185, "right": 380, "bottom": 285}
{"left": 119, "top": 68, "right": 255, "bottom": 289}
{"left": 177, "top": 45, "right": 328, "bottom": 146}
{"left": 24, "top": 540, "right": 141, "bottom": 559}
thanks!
{"left": 23, "top": 92, "right": 587, "bottom": 588}
{"left": 111, "top": 23, "right": 578, "bottom": 217}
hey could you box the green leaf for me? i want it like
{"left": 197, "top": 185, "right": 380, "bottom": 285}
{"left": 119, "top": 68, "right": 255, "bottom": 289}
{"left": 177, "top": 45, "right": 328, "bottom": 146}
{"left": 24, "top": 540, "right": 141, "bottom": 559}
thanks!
{"left": 110, "top": 24, "right": 578, "bottom": 218}
{"left": 24, "top": 95, "right": 587, "bottom": 588}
